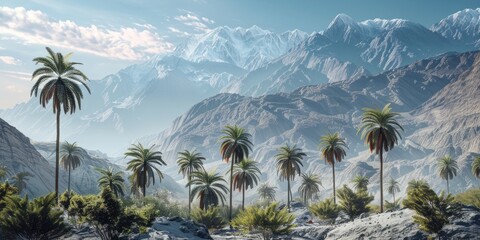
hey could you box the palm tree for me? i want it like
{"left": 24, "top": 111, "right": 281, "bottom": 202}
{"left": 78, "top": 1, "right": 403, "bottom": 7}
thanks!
{"left": 96, "top": 167, "right": 126, "bottom": 198}
{"left": 351, "top": 175, "right": 369, "bottom": 192}
{"left": 0, "top": 165, "right": 11, "bottom": 182}
{"left": 60, "top": 141, "right": 83, "bottom": 195}
{"left": 257, "top": 183, "right": 276, "bottom": 203}
{"left": 275, "top": 144, "right": 306, "bottom": 212}
{"left": 319, "top": 132, "right": 348, "bottom": 204}
{"left": 407, "top": 179, "right": 429, "bottom": 193}
{"left": 436, "top": 155, "right": 458, "bottom": 194}
{"left": 298, "top": 172, "right": 322, "bottom": 206}
{"left": 230, "top": 159, "right": 261, "bottom": 210}
{"left": 189, "top": 170, "right": 229, "bottom": 210}
{"left": 11, "top": 172, "right": 33, "bottom": 194}
{"left": 125, "top": 143, "right": 166, "bottom": 197}
{"left": 31, "top": 47, "right": 90, "bottom": 201}
{"left": 387, "top": 178, "right": 400, "bottom": 204}
{"left": 472, "top": 156, "right": 480, "bottom": 180}
{"left": 219, "top": 125, "right": 253, "bottom": 222}
{"left": 177, "top": 150, "right": 205, "bottom": 217}
{"left": 128, "top": 174, "right": 141, "bottom": 198}
{"left": 358, "top": 103, "right": 403, "bottom": 212}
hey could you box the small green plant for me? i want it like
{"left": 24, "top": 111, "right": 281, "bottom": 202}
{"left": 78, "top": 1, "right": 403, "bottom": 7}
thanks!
{"left": 231, "top": 202, "right": 295, "bottom": 239}
{"left": 191, "top": 207, "right": 225, "bottom": 230}
{"left": 336, "top": 185, "right": 374, "bottom": 220}
{"left": 0, "top": 193, "right": 70, "bottom": 239}
{"left": 403, "top": 182, "right": 459, "bottom": 236}
{"left": 0, "top": 182, "right": 17, "bottom": 211}
{"left": 309, "top": 198, "right": 339, "bottom": 223}
{"left": 455, "top": 188, "right": 480, "bottom": 208}
{"left": 385, "top": 200, "right": 401, "bottom": 211}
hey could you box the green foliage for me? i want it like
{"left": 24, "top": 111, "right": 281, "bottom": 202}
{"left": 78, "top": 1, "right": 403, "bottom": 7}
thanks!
{"left": 189, "top": 170, "right": 228, "bottom": 210}
{"left": 0, "top": 182, "right": 18, "bottom": 211}
{"left": 123, "top": 190, "right": 189, "bottom": 218}
{"left": 403, "top": 182, "right": 459, "bottom": 235}
{"left": 298, "top": 172, "right": 322, "bottom": 205}
{"left": 231, "top": 203, "right": 295, "bottom": 239}
{"left": 276, "top": 144, "right": 306, "bottom": 211}
{"left": 191, "top": 207, "right": 225, "bottom": 230}
{"left": 96, "top": 167, "right": 126, "bottom": 198}
{"left": 336, "top": 185, "right": 374, "bottom": 220}
{"left": 472, "top": 156, "right": 480, "bottom": 179}
{"left": 59, "top": 191, "right": 75, "bottom": 211}
{"left": 368, "top": 204, "right": 381, "bottom": 213}
{"left": 257, "top": 183, "right": 276, "bottom": 204}
{"left": 309, "top": 198, "right": 339, "bottom": 223}
{"left": 384, "top": 200, "right": 401, "bottom": 211}
{"left": 0, "top": 193, "right": 70, "bottom": 239}
{"left": 351, "top": 175, "right": 369, "bottom": 192}
{"left": 0, "top": 165, "right": 11, "bottom": 182}
{"left": 455, "top": 188, "right": 480, "bottom": 209}
{"left": 11, "top": 171, "right": 33, "bottom": 193}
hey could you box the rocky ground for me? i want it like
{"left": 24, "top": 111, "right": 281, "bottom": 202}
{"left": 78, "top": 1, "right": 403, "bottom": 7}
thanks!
{"left": 61, "top": 202, "right": 480, "bottom": 240}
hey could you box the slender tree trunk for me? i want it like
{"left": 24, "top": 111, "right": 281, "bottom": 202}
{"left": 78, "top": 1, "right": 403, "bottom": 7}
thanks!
{"left": 229, "top": 160, "right": 233, "bottom": 227}
{"left": 55, "top": 110, "right": 60, "bottom": 202}
{"left": 287, "top": 175, "right": 291, "bottom": 212}
{"left": 242, "top": 183, "right": 245, "bottom": 210}
{"left": 143, "top": 164, "right": 147, "bottom": 197}
{"left": 68, "top": 164, "right": 71, "bottom": 196}
{"left": 380, "top": 150, "right": 384, "bottom": 213}
{"left": 332, "top": 160, "right": 336, "bottom": 204}
{"left": 188, "top": 174, "right": 191, "bottom": 218}
{"left": 447, "top": 178, "right": 449, "bottom": 194}
{"left": 393, "top": 191, "right": 396, "bottom": 205}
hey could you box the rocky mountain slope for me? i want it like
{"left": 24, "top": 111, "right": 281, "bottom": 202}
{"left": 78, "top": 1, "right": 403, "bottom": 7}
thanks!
{"left": 432, "top": 8, "right": 480, "bottom": 47}
{"left": 143, "top": 51, "right": 480, "bottom": 204}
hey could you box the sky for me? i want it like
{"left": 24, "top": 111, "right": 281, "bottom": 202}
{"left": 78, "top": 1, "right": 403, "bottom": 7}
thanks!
{"left": 0, "top": 0, "right": 478, "bottom": 109}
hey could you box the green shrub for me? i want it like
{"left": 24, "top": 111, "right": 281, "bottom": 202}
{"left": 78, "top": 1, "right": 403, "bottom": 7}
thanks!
{"left": 455, "top": 188, "right": 480, "bottom": 208}
{"left": 231, "top": 203, "right": 295, "bottom": 239}
{"left": 336, "top": 185, "right": 374, "bottom": 220}
{"left": 0, "top": 182, "right": 17, "bottom": 212}
{"left": 0, "top": 193, "right": 70, "bottom": 239}
{"left": 191, "top": 207, "right": 225, "bottom": 230}
{"left": 59, "top": 191, "right": 75, "bottom": 211}
{"left": 385, "top": 200, "right": 401, "bottom": 211}
{"left": 403, "top": 182, "right": 459, "bottom": 236}
{"left": 367, "top": 204, "right": 381, "bottom": 213}
{"left": 309, "top": 198, "right": 339, "bottom": 223}
{"left": 123, "top": 190, "right": 188, "bottom": 218}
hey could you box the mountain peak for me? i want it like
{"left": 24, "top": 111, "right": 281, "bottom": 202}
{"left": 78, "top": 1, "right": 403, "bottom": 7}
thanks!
{"left": 328, "top": 13, "right": 357, "bottom": 29}
{"left": 431, "top": 8, "right": 480, "bottom": 45}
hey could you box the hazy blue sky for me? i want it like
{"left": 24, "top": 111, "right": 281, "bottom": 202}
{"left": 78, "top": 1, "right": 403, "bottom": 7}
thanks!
{"left": 0, "top": 0, "right": 478, "bottom": 108}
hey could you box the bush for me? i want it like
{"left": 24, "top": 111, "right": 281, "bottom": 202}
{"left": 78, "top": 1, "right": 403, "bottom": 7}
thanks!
{"left": 123, "top": 190, "right": 188, "bottom": 218}
{"left": 367, "top": 204, "right": 381, "bottom": 214}
{"left": 403, "top": 182, "right": 459, "bottom": 236}
{"left": 59, "top": 191, "right": 75, "bottom": 211}
{"left": 0, "top": 193, "right": 70, "bottom": 239}
{"left": 231, "top": 203, "right": 295, "bottom": 239}
{"left": 309, "top": 198, "right": 339, "bottom": 223}
{"left": 0, "top": 182, "right": 17, "bottom": 212}
{"left": 191, "top": 207, "right": 225, "bottom": 230}
{"left": 336, "top": 185, "right": 374, "bottom": 220}
{"left": 385, "top": 200, "right": 401, "bottom": 211}
{"left": 455, "top": 188, "right": 480, "bottom": 208}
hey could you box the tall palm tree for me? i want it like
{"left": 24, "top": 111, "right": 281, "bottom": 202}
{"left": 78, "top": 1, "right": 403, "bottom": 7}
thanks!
{"left": 257, "top": 183, "right": 276, "bottom": 203}
{"left": 189, "top": 170, "right": 229, "bottom": 210}
{"left": 472, "top": 156, "right": 480, "bottom": 180}
{"left": 31, "top": 47, "right": 90, "bottom": 201}
{"left": 128, "top": 174, "right": 141, "bottom": 198}
{"left": 11, "top": 172, "right": 33, "bottom": 194}
{"left": 230, "top": 159, "right": 261, "bottom": 210}
{"left": 60, "top": 141, "right": 83, "bottom": 195}
{"left": 319, "top": 132, "right": 348, "bottom": 204}
{"left": 351, "top": 175, "right": 369, "bottom": 192}
{"left": 177, "top": 150, "right": 205, "bottom": 217}
{"left": 436, "top": 155, "right": 458, "bottom": 194}
{"left": 0, "top": 165, "right": 11, "bottom": 182}
{"left": 219, "top": 125, "right": 253, "bottom": 222}
{"left": 387, "top": 178, "right": 400, "bottom": 204}
{"left": 125, "top": 143, "right": 166, "bottom": 197}
{"left": 298, "top": 172, "right": 322, "bottom": 206}
{"left": 275, "top": 144, "right": 306, "bottom": 212}
{"left": 96, "top": 167, "right": 126, "bottom": 198}
{"left": 358, "top": 103, "right": 403, "bottom": 212}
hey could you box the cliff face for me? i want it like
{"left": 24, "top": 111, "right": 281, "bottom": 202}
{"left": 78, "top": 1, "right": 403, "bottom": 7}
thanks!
{"left": 0, "top": 117, "right": 65, "bottom": 197}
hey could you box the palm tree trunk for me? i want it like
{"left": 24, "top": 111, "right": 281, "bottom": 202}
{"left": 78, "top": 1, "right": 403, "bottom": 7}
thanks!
{"left": 188, "top": 174, "right": 191, "bottom": 218}
{"left": 447, "top": 178, "right": 449, "bottom": 194}
{"left": 55, "top": 110, "right": 60, "bottom": 202}
{"left": 380, "top": 150, "right": 384, "bottom": 213}
{"left": 229, "top": 160, "right": 234, "bottom": 227}
{"left": 68, "top": 164, "right": 71, "bottom": 196}
{"left": 287, "top": 176, "right": 291, "bottom": 212}
{"left": 143, "top": 164, "right": 147, "bottom": 197}
{"left": 242, "top": 183, "right": 245, "bottom": 210}
{"left": 393, "top": 191, "right": 396, "bottom": 205}
{"left": 332, "top": 160, "right": 336, "bottom": 204}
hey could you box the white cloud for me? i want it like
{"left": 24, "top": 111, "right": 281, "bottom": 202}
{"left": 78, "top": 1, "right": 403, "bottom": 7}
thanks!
{"left": 0, "top": 70, "right": 30, "bottom": 80}
{"left": 174, "top": 11, "right": 214, "bottom": 33}
{"left": 168, "top": 27, "right": 190, "bottom": 36}
{"left": 0, "top": 56, "right": 21, "bottom": 65}
{"left": 0, "top": 7, "right": 174, "bottom": 60}
{"left": 133, "top": 22, "right": 156, "bottom": 30}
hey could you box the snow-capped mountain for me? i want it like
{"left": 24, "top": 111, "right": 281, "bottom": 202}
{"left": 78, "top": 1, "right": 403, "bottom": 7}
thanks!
{"left": 174, "top": 25, "right": 308, "bottom": 70}
{"left": 431, "top": 8, "right": 480, "bottom": 47}
{"left": 222, "top": 13, "right": 473, "bottom": 97}
{"left": 143, "top": 51, "right": 480, "bottom": 204}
